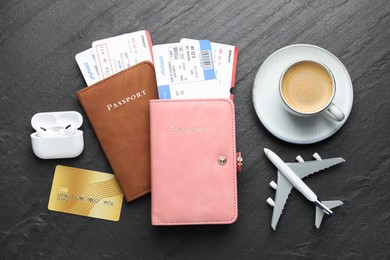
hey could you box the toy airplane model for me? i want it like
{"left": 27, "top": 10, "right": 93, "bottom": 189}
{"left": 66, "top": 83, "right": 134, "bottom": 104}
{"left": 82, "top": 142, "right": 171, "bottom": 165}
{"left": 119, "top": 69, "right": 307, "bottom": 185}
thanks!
{"left": 264, "top": 148, "right": 345, "bottom": 230}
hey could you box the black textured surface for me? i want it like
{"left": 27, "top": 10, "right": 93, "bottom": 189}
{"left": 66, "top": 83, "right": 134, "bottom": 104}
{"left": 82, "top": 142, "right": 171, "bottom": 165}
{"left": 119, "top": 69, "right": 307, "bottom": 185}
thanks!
{"left": 1, "top": 0, "right": 390, "bottom": 259}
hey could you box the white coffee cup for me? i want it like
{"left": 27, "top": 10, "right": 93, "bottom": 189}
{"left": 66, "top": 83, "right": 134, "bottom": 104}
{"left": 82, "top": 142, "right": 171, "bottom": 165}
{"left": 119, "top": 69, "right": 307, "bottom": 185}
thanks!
{"left": 279, "top": 59, "right": 344, "bottom": 122}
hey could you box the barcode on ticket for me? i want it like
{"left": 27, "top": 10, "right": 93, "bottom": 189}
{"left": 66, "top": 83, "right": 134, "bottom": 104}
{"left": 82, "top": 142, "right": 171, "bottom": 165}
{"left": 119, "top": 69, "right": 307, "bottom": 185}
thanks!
{"left": 201, "top": 50, "right": 212, "bottom": 69}
{"left": 198, "top": 40, "right": 215, "bottom": 80}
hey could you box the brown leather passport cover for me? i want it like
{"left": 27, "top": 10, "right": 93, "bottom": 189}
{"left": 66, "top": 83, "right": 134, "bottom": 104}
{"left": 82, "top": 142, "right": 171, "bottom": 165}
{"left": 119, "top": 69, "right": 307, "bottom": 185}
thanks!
{"left": 76, "top": 61, "right": 158, "bottom": 202}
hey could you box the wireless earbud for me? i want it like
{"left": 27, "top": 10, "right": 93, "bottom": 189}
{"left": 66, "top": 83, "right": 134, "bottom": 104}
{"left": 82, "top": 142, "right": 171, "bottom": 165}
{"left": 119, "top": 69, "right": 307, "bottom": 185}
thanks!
{"left": 36, "top": 125, "right": 77, "bottom": 137}
{"left": 63, "top": 124, "right": 77, "bottom": 136}
{"left": 31, "top": 111, "right": 84, "bottom": 159}
{"left": 36, "top": 127, "right": 56, "bottom": 137}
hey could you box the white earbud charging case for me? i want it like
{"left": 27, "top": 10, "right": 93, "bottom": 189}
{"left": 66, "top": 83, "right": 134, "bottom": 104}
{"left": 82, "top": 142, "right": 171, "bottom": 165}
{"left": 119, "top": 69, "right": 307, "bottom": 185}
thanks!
{"left": 31, "top": 111, "right": 84, "bottom": 159}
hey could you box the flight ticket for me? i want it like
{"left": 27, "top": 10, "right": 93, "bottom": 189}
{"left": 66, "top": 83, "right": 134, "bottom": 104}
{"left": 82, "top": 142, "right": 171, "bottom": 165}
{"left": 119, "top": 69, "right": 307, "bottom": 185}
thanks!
{"left": 153, "top": 38, "right": 238, "bottom": 100}
{"left": 75, "top": 48, "right": 100, "bottom": 86}
{"left": 75, "top": 31, "right": 238, "bottom": 100}
{"left": 75, "top": 30, "right": 153, "bottom": 85}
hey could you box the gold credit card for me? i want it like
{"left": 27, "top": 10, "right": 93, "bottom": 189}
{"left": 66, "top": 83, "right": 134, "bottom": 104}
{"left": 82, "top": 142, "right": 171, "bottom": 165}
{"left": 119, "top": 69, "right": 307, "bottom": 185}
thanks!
{"left": 48, "top": 165, "right": 123, "bottom": 221}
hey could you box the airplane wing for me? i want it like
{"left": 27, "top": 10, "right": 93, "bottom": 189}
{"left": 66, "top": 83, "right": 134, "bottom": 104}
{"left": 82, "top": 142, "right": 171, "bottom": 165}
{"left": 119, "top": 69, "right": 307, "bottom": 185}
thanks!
{"left": 271, "top": 171, "right": 293, "bottom": 230}
{"left": 269, "top": 157, "right": 345, "bottom": 230}
{"left": 286, "top": 158, "right": 345, "bottom": 179}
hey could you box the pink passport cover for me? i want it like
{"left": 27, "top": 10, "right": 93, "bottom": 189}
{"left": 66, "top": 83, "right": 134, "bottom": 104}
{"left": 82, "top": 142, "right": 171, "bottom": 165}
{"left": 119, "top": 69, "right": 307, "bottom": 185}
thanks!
{"left": 150, "top": 99, "right": 238, "bottom": 225}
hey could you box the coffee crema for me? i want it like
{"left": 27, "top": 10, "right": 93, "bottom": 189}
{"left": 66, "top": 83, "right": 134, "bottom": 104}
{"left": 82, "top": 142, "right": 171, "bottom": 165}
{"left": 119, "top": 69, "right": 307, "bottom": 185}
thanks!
{"left": 281, "top": 61, "right": 334, "bottom": 113}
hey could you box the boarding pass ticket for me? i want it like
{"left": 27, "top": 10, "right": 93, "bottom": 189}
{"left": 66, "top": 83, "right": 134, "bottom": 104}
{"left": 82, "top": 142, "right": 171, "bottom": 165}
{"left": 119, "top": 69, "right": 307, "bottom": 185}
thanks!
{"left": 75, "top": 30, "right": 153, "bottom": 85}
{"left": 153, "top": 38, "right": 238, "bottom": 99}
{"left": 75, "top": 31, "right": 238, "bottom": 99}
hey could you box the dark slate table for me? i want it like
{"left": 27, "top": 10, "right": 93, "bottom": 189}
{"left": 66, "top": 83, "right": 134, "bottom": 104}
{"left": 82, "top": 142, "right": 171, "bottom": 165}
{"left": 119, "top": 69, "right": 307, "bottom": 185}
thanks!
{"left": 1, "top": 1, "right": 389, "bottom": 259}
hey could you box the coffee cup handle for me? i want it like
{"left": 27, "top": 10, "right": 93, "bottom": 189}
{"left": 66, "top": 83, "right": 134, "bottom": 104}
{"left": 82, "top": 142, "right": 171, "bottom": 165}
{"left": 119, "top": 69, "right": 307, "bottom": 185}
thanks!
{"left": 324, "top": 103, "right": 345, "bottom": 122}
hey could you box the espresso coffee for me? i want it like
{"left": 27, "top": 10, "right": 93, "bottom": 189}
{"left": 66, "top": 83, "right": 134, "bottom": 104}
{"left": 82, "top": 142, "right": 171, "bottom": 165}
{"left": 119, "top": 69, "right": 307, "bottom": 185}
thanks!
{"left": 281, "top": 61, "right": 334, "bottom": 113}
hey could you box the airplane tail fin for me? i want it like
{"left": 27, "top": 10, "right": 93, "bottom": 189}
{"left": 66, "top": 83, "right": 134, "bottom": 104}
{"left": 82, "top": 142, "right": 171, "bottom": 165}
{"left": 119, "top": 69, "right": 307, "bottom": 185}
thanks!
{"left": 315, "top": 200, "right": 343, "bottom": 229}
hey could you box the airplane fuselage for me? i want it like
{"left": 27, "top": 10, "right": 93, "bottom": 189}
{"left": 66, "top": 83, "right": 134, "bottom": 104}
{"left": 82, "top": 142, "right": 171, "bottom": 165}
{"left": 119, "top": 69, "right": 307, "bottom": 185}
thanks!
{"left": 264, "top": 148, "right": 334, "bottom": 215}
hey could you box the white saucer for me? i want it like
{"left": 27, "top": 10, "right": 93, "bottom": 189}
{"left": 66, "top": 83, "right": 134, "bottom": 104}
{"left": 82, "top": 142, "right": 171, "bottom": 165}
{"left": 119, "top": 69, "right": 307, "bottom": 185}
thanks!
{"left": 252, "top": 44, "right": 353, "bottom": 144}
